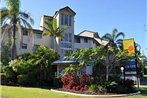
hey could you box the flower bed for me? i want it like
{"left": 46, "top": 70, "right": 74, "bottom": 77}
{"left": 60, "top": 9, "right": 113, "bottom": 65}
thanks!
{"left": 60, "top": 74, "right": 138, "bottom": 94}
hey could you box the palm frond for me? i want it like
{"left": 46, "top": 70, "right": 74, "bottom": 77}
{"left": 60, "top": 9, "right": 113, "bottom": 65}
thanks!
{"left": 0, "top": 8, "right": 10, "bottom": 25}
{"left": 135, "top": 42, "right": 141, "bottom": 51}
{"left": 19, "top": 18, "right": 33, "bottom": 38}
{"left": 19, "top": 11, "right": 34, "bottom": 25}
{"left": 52, "top": 18, "right": 57, "bottom": 31}
{"left": 115, "top": 32, "right": 125, "bottom": 40}
{"left": 112, "top": 28, "right": 118, "bottom": 40}
{"left": 6, "top": 0, "right": 20, "bottom": 14}
{"left": 116, "top": 39, "right": 123, "bottom": 44}
{"left": 102, "top": 33, "right": 113, "bottom": 42}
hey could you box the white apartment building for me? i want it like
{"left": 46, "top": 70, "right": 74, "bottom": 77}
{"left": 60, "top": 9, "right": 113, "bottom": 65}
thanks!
{"left": 1, "top": 6, "right": 109, "bottom": 77}
{"left": 1, "top": 6, "right": 108, "bottom": 57}
{"left": 74, "top": 30, "right": 108, "bottom": 50}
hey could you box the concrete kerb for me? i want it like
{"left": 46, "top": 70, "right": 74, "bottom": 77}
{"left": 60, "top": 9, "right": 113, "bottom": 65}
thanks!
{"left": 51, "top": 89, "right": 141, "bottom": 97}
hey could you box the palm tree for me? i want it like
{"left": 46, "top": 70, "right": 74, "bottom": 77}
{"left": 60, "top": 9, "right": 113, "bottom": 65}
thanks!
{"left": 41, "top": 18, "right": 65, "bottom": 50}
{"left": 102, "top": 28, "right": 125, "bottom": 49}
{"left": 1, "top": 0, "right": 34, "bottom": 60}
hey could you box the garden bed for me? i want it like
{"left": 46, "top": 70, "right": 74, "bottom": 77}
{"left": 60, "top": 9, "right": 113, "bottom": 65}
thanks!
{"left": 51, "top": 88, "right": 140, "bottom": 97}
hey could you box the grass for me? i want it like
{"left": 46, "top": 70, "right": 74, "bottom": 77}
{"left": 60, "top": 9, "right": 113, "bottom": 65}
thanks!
{"left": 0, "top": 85, "right": 147, "bottom": 98}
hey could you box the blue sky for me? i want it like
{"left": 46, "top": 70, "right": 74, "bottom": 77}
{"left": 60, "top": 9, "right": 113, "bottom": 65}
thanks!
{"left": 1, "top": 0, "right": 147, "bottom": 56}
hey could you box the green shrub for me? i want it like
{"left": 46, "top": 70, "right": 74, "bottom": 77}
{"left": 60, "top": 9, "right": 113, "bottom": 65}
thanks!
{"left": 17, "top": 74, "right": 28, "bottom": 85}
{"left": 107, "top": 79, "right": 136, "bottom": 94}
{"left": 17, "top": 73, "right": 37, "bottom": 86}
{"left": 89, "top": 84, "right": 107, "bottom": 93}
{"left": 53, "top": 77, "right": 62, "bottom": 88}
{"left": 1, "top": 73, "right": 8, "bottom": 85}
{"left": 2, "top": 66, "right": 17, "bottom": 85}
{"left": 88, "top": 84, "right": 98, "bottom": 92}
{"left": 97, "top": 85, "right": 107, "bottom": 93}
{"left": 124, "top": 79, "right": 134, "bottom": 88}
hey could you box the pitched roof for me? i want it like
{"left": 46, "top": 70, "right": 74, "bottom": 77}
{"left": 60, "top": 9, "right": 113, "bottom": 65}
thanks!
{"left": 78, "top": 30, "right": 100, "bottom": 38}
{"left": 54, "top": 6, "right": 76, "bottom": 16}
{"left": 59, "top": 6, "right": 76, "bottom": 15}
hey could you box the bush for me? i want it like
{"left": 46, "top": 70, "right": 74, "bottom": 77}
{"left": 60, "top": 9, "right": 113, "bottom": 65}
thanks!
{"left": 53, "top": 77, "right": 62, "bottom": 88}
{"left": 2, "top": 66, "right": 17, "bottom": 85}
{"left": 107, "top": 79, "right": 136, "bottom": 94}
{"left": 72, "top": 85, "right": 88, "bottom": 91}
{"left": 89, "top": 84, "right": 107, "bottom": 93}
{"left": 79, "top": 74, "right": 93, "bottom": 85}
{"left": 17, "top": 74, "right": 28, "bottom": 86}
{"left": 61, "top": 74, "right": 89, "bottom": 91}
{"left": 88, "top": 84, "right": 98, "bottom": 92}
{"left": 61, "top": 74, "right": 79, "bottom": 89}
{"left": 1, "top": 73, "right": 8, "bottom": 85}
{"left": 17, "top": 73, "right": 37, "bottom": 86}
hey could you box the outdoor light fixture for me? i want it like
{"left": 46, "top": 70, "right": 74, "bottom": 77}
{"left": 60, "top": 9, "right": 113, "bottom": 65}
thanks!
{"left": 120, "top": 67, "right": 124, "bottom": 79}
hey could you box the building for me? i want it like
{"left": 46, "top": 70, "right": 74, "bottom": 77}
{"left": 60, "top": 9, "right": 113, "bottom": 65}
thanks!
{"left": 74, "top": 30, "right": 108, "bottom": 50}
{"left": 1, "top": 6, "right": 108, "bottom": 57}
{"left": 1, "top": 6, "right": 108, "bottom": 77}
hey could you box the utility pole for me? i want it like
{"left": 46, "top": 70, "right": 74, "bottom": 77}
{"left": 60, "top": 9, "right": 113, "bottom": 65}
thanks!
{"left": 144, "top": 24, "right": 147, "bottom": 57}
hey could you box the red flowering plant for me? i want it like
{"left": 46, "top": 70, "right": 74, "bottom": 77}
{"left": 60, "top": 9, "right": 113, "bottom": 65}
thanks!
{"left": 61, "top": 74, "right": 91, "bottom": 91}
{"left": 61, "top": 74, "right": 79, "bottom": 89}
{"left": 79, "top": 74, "right": 94, "bottom": 85}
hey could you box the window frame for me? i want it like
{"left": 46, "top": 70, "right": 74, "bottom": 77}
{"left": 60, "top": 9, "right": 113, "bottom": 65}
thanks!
{"left": 84, "top": 38, "right": 88, "bottom": 43}
{"left": 75, "top": 38, "right": 80, "bottom": 43}
{"left": 23, "top": 30, "right": 28, "bottom": 36}
{"left": 61, "top": 14, "right": 71, "bottom": 26}
{"left": 22, "top": 43, "right": 27, "bottom": 49}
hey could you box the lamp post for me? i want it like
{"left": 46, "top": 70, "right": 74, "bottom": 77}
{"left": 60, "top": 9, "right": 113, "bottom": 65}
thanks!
{"left": 121, "top": 67, "right": 124, "bottom": 80}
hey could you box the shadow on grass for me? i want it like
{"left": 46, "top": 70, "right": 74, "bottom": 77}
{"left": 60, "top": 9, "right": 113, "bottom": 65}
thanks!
{"left": 140, "top": 87, "right": 147, "bottom": 96}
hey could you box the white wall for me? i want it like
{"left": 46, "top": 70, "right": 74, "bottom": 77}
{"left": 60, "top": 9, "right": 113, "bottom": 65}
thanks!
{"left": 74, "top": 38, "right": 96, "bottom": 49}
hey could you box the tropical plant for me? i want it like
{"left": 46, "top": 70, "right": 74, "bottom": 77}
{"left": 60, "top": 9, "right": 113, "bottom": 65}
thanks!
{"left": 0, "top": 0, "right": 34, "bottom": 60}
{"left": 30, "top": 45, "right": 59, "bottom": 86}
{"left": 102, "top": 28, "right": 125, "bottom": 49}
{"left": 41, "top": 18, "right": 65, "bottom": 50}
{"left": 67, "top": 46, "right": 133, "bottom": 81}
{"left": 2, "top": 45, "right": 59, "bottom": 86}
{"left": 0, "top": 43, "right": 11, "bottom": 66}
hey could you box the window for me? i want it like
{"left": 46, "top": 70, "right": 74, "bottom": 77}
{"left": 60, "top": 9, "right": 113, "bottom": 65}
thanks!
{"left": 62, "top": 33, "right": 72, "bottom": 42}
{"left": 61, "top": 14, "right": 71, "bottom": 26}
{"left": 23, "top": 30, "right": 28, "bottom": 36}
{"left": 35, "top": 33, "right": 42, "bottom": 39}
{"left": 75, "top": 38, "right": 80, "bottom": 43}
{"left": 84, "top": 38, "right": 88, "bottom": 43}
{"left": 22, "top": 43, "right": 27, "bottom": 49}
{"left": 69, "top": 33, "right": 72, "bottom": 42}
{"left": 60, "top": 42, "right": 71, "bottom": 48}
{"left": 63, "top": 33, "right": 68, "bottom": 41}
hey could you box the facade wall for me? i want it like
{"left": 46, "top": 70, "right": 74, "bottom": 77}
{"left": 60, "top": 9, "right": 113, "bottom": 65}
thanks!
{"left": 74, "top": 38, "right": 96, "bottom": 49}
{"left": 1, "top": 7, "right": 107, "bottom": 57}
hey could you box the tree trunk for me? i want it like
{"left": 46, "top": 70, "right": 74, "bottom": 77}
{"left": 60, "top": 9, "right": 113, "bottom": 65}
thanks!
{"left": 50, "top": 37, "right": 54, "bottom": 49}
{"left": 11, "top": 15, "right": 17, "bottom": 60}
{"left": 106, "top": 65, "right": 109, "bottom": 81}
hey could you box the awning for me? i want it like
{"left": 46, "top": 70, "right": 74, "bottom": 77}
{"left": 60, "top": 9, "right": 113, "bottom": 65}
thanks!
{"left": 52, "top": 59, "right": 78, "bottom": 65}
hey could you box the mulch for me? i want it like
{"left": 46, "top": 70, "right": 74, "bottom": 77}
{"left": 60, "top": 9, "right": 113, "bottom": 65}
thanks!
{"left": 56, "top": 88, "right": 116, "bottom": 95}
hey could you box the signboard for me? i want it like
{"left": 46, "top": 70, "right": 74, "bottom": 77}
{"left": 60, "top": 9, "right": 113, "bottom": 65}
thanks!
{"left": 123, "top": 39, "right": 135, "bottom": 55}
{"left": 125, "top": 59, "right": 136, "bottom": 68}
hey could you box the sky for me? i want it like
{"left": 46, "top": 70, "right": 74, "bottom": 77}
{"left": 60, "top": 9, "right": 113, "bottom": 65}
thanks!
{"left": 1, "top": 0, "right": 147, "bottom": 56}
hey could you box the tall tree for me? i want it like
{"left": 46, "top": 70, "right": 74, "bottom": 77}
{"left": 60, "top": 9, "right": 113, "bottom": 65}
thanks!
{"left": 41, "top": 18, "right": 65, "bottom": 50}
{"left": 102, "top": 28, "right": 125, "bottom": 49}
{"left": 0, "top": 0, "right": 34, "bottom": 60}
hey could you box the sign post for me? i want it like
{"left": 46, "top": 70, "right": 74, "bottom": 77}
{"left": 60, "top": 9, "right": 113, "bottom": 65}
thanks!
{"left": 123, "top": 38, "right": 139, "bottom": 88}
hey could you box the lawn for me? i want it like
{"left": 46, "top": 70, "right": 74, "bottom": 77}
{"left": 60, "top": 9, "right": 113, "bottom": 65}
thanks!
{"left": 0, "top": 85, "right": 147, "bottom": 98}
